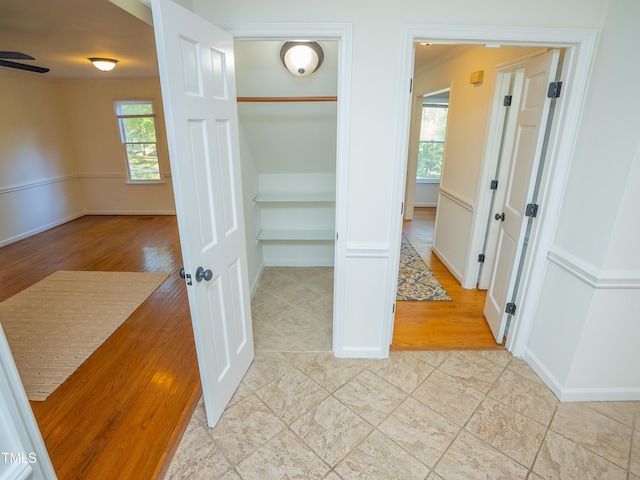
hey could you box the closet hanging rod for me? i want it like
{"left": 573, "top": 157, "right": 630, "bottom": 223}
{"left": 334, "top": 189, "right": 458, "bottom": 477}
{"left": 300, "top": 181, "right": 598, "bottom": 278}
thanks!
{"left": 236, "top": 96, "right": 337, "bottom": 103}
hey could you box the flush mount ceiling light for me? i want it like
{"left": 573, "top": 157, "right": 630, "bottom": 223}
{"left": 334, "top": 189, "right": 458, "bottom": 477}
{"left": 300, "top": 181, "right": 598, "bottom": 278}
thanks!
{"left": 88, "top": 57, "right": 118, "bottom": 72}
{"left": 280, "top": 41, "right": 324, "bottom": 77}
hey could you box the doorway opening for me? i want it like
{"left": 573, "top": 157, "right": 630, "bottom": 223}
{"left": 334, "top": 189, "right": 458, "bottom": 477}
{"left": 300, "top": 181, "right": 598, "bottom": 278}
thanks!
{"left": 393, "top": 41, "right": 567, "bottom": 351}
{"left": 233, "top": 39, "right": 340, "bottom": 353}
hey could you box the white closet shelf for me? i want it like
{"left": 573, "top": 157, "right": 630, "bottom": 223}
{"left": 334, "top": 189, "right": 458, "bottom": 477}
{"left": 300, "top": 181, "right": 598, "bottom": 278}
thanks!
{"left": 254, "top": 193, "right": 336, "bottom": 203}
{"left": 257, "top": 229, "right": 335, "bottom": 241}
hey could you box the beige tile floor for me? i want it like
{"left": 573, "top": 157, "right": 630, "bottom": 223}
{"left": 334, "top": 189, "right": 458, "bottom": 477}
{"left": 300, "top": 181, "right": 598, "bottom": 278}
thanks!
{"left": 166, "top": 267, "right": 640, "bottom": 479}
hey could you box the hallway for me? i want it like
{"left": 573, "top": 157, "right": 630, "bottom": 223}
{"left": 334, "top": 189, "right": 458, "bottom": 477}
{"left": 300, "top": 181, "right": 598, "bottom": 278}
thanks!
{"left": 392, "top": 207, "right": 503, "bottom": 350}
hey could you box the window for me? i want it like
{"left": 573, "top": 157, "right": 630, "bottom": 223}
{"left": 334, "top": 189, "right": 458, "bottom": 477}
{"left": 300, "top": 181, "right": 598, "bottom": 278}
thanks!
{"left": 115, "top": 100, "right": 161, "bottom": 182}
{"left": 417, "top": 96, "right": 448, "bottom": 182}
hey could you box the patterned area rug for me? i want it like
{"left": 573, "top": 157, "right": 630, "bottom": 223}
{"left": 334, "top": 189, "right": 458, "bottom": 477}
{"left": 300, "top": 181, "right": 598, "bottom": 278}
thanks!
{"left": 0, "top": 270, "right": 168, "bottom": 401}
{"left": 397, "top": 236, "right": 452, "bottom": 301}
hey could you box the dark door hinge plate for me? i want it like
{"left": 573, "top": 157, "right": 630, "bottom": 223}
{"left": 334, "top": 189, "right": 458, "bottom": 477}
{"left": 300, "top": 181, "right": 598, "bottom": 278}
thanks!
{"left": 547, "top": 81, "right": 562, "bottom": 98}
{"left": 478, "top": 254, "right": 485, "bottom": 263}
{"left": 505, "top": 302, "right": 517, "bottom": 315}
{"left": 490, "top": 179, "right": 498, "bottom": 190}
{"left": 503, "top": 95, "right": 512, "bottom": 106}
{"left": 525, "top": 203, "right": 539, "bottom": 218}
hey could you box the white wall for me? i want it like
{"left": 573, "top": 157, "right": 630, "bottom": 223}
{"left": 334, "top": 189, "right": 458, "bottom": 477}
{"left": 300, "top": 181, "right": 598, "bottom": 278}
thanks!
{"left": 193, "top": 0, "right": 607, "bottom": 361}
{"left": 0, "top": 70, "right": 84, "bottom": 246}
{"left": 562, "top": 144, "right": 640, "bottom": 398}
{"left": 525, "top": 0, "right": 640, "bottom": 400}
{"left": 192, "top": 0, "right": 640, "bottom": 398}
{"left": 414, "top": 183, "right": 439, "bottom": 207}
{"left": 238, "top": 121, "right": 263, "bottom": 294}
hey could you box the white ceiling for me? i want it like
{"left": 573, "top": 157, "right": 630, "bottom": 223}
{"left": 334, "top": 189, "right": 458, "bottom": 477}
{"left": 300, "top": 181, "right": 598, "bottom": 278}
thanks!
{"left": 0, "top": 0, "right": 158, "bottom": 78}
{"left": 0, "top": 0, "right": 459, "bottom": 80}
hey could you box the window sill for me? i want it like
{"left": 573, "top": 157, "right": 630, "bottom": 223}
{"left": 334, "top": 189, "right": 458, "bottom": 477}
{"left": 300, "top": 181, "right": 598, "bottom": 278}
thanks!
{"left": 416, "top": 178, "right": 441, "bottom": 185}
{"left": 125, "top": 180, "right": 167, "bottom": 185}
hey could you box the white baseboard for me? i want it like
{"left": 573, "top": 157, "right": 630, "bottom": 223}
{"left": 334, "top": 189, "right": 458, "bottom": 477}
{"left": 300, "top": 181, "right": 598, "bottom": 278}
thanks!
{"left": 558, "top": 387, "right": 640, "bottom": 402}
{"left": 263, "top": 259, "right": 335, "bottom": 267}
{"left": 524, "top": 348, "right": 640, "bottom": 402}
{"left": 523, "top": 349, "right": 564, "bottom": 400}
{"left": 414, "top": 202, "right": 438, "bottom": 208}
{"left": 84, "top": 210, "right": 176, "bottom": 215}
{"left": 0, "top": 212, "right": 85, "bottom": 248}
{"left": 1, "top": 211, "right": 177, "bottom": 248}
{"left": 431, "top": 245, "right": 463, "bottom": 284}
{"left": 333, "top": 346, "right": 388, "bottom": 359}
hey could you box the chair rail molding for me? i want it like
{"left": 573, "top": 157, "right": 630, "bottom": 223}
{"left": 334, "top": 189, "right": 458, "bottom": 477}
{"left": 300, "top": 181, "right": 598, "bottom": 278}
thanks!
{"left": 0, "top": 173, "right": 80, "bottom": 195}
{"left": 548, "top": 246, "right": 640, "bottom": 289}
{"left": 438, "top": 185, "right": 475, "bottom": 213}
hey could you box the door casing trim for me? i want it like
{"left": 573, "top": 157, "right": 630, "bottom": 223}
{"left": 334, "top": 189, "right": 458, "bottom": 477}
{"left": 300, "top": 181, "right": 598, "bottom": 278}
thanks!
{"left": 216, "top": 22, "right": 353, "bottom": 356}
{"left": 391, "top": 24, "right": 598, "bottom": 356}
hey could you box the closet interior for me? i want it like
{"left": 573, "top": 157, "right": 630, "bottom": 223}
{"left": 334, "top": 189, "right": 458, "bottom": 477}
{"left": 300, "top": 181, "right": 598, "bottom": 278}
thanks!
{"left": 234, "top": 40, "right": 339, "bottom": 287}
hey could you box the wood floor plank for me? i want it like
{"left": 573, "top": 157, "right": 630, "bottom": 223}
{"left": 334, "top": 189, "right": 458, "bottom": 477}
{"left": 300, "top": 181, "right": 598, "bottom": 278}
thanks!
{"left": 392, "top": 208, "right": 505, "bottom": 350}
{"left": 0, "top": 215, "right": 201, "bottom": 480}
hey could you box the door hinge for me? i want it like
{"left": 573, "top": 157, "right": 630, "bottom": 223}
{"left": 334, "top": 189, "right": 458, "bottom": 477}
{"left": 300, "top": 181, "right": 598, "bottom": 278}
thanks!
{"left": 503, "top": 95, "right": 512, "bottom": 106}
{"left": 547, "top": 81, "right": 562, "bottom": 98}
{"left": 410, "top": 78, "right": 413, "bottom": 93}
{"left": 401, "top": 202, "right": 404, "bottom": 215}
{"left": 392, "top": 303, "right": 396, "bottom": 314}
{"left": 525, "top": 203, "right": 539, "bottom": 218}
{"left": 478, "top": 253, "right": 485, "bottom": 263}
{"left": 490, "top": 179, "right": 499, "bottom": 190}
{"left": 505, "top": 302, "right": 517, "bottom": 315}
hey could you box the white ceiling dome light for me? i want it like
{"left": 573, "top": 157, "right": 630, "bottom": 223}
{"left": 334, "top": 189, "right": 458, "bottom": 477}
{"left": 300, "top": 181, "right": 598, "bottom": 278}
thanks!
{"left": 88, "top": 57, "right": 118, "bottom": 72}
{"left": 280, "top": 41, "right": 324, "bottom": 77}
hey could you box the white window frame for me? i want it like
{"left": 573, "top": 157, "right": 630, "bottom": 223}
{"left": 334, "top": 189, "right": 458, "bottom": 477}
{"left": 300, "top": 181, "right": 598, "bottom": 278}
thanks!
{"left": 416, "top": 102, "right": 447, "bottom": 183}
{"left": 115, "top": 100, "right": 163, "bottom": 184}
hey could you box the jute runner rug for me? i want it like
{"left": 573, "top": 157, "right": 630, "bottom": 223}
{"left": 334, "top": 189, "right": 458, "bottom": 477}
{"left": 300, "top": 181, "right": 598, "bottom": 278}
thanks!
{"left": 0, "top": 270, "right": 169, "bottom": 401}
{"left": 397, "top": 236, "right": 452, "bottom": 302}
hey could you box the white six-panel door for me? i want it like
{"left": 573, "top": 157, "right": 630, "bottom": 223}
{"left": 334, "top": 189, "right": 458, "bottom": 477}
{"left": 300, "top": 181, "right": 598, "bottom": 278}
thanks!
{"left": 151, "top": 0, "right": 254, "bottom": 427}
{"left": 484, "top": 50, "right": 560, "bottom": 343}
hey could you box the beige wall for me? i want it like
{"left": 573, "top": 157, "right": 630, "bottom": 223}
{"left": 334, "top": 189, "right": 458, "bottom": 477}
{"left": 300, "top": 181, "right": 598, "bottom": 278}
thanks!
{"left": 413, "top": 45, "right": 541, "bottom": 282}
{"left": 0, "top": 72, "right": 176, "bottom": 247}
{"left": 0, "top": 70, "right": 84, "bottom": 246}
{"left": 59, "top": 77, "right": 175, "bottom": 214}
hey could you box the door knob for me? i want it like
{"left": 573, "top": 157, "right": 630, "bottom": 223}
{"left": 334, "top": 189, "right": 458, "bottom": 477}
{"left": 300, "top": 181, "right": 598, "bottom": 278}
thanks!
{"left": 195, "top": 266, "right": 213, "bottom": 282}
{"left": 179, "top": 268, "right": 186, "bottom": 278}
{"left": 495, "top": 212, "right": 505, "bottom": 222}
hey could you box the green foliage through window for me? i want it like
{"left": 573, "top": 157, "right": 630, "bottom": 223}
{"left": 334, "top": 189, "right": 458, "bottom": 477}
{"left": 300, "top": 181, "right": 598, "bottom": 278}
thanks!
{"left": 417, "top": 104, "right": 447, "bottom": 180}
{"left": 115, "top": 101, "right": 161, "bottom": 181}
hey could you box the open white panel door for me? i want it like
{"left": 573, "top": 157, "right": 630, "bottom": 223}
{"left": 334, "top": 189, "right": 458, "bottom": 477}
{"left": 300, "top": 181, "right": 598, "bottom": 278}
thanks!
{"left": 484, "top": 50, "right": 560, "bottom": 343}
{"left": 150, "top": 0, "right": 254, "bottom": 427}
{"left": 0, "top": 325, "right": 57, "bottom": 480}
{"left": 478, "top": 68, "right": 524, "bottom": 290}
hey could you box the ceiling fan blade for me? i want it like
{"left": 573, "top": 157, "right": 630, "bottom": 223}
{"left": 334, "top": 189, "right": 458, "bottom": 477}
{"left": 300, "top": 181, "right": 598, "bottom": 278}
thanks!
{"left": 0, "top": 51, "right": 35, "bottom": 61}
{"left": 0, "top": 59, "right": 49, "bottom": 73}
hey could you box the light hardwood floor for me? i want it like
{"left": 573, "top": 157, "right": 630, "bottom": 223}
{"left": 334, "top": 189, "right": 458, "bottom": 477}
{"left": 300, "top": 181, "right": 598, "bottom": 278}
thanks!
{"left": 0, "top": 215, "right": 200, "bottom": 480}
{"left": 391, "top": 207, "right": 505, "bottom": 350}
